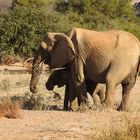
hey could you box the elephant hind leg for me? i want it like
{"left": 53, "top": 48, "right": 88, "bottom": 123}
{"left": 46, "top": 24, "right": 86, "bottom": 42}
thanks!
{"left": 118, "top": 71, "right": 137, "bottom": 111}
{"left": 117, "top": 81, "right": 135, "bottom": 111}
{"left": 104, "top": 62, "right": 134, "bottom": 109}
{"left": 104, "top": 67, "right": 124, "bottom": 109}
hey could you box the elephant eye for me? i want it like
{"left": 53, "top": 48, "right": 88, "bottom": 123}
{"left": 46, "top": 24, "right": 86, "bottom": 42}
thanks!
{"left": 50, "top": 42, "right": 54, "bottom": 47}
{"left": 48, "top": 42, "right": 54, "bottom": 48}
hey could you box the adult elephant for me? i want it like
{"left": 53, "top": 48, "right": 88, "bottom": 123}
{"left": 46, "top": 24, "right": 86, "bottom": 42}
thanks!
{"left": 30, "top": 28, "right": 140, "bottom": 111}
{"left": 46, "top": 69, "right": 105, "bottom": 110}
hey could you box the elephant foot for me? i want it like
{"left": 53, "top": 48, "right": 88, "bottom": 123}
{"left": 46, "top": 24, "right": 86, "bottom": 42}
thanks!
{"left": 63, "top": 107, "right": 73, "bottom": 111}
{"left": 117, "top": 103, "right": 128, "bottom": 112}
{"left": 63, "top": 106, "right": 74, "bottom": 111}
{"left": 69, "top": 98, "right": 79, "bottom": 112}
{"left": 93, "top": 104, "right": 102, "bottom": 111}
{"left": 68, "top": 106, "right": 79, "bottom": 112}
{"left": 117, "top": 104, "right": 123, "bottom": 111}
{"left": 78, "top": 103, "right": 89, "bottom": 112}
{"left": 63, "top": 107, "right": 68, "bottom": 111}
{"left": 100, "top": 102, "right": 115, "bottom": 112}
{"left": 101, "top": 98, "right": 116, "bottom": 110}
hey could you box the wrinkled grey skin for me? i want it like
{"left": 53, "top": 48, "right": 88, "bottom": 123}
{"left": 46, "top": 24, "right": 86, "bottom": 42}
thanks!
{"left": 46, "top": 69, "right": 105, "bottom": 110}
{"left": 30, "top": 28, "right": 140, "bottom": 111}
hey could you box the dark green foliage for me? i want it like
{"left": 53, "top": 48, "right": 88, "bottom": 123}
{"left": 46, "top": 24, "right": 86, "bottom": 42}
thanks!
{"left": 134, "top": 2, "right": 140, "bottom": 16}
{"left": 56, "top": 0, "right": 140, "bottom": 38}
{"left": 0, "top": 0, "right": 140, "bottom": 58}
{"left": 0, "top": 4, "right": 47, "bottom": 57}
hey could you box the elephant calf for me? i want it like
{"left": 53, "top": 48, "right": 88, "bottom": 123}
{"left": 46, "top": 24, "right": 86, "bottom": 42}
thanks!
{"left": 46, "top": 69, "right": 106, "bottom": 110}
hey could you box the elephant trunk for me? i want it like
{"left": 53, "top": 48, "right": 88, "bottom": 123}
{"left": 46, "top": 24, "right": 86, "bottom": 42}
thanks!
{"left": 46, "top": 81, "right": 54, "bottom": 91}
{"left": 30, "top": 50, "right": 43, "bottom": 93}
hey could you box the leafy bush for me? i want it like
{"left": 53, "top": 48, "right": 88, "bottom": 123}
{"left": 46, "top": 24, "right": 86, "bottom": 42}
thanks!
{"left": 0, "top": 5, "right": 48, "bottom": 57}
{"left": 57, "top": 0, "right": 140, "bottom": 38}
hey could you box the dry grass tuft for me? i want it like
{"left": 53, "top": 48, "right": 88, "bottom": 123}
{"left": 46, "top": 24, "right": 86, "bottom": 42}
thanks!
{"left": 0, "top": 97, "right": 20, "bottom": 119}
{"left": 96, "top": 116, "right": 140, "bottom": 140}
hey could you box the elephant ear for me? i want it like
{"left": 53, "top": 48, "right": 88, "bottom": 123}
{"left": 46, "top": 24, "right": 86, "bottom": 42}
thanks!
{"left": 47, "top": 33, "right": 75, "bottom": 69}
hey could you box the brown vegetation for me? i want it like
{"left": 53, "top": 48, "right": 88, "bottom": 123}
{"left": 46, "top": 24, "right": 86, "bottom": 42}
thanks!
{"left": 0, "top": 97, "right": 20, "bottom": 119}
{"left": 96, "top": 117, "right": 140, "bottom": 140}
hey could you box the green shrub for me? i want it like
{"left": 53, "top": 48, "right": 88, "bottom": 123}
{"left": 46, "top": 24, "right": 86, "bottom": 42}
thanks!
{"left": 57, "top": 0, "right": 140, "bottom": 37}
{"left": 0, "top": 79, "right": 11, "bottom": 91}
{"left": 0, "top": 5, "right": 48, "bottom": 57}
{"left": 0, "top": 0, "right": 139, "bottom": 58}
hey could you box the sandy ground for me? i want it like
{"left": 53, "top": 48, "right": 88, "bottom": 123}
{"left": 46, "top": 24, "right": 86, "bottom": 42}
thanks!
{"left": 0, "top": 73, "right": 139, "bottom": 140}
{"left": 0, "top": 110, "right": 138, "bottom": 140}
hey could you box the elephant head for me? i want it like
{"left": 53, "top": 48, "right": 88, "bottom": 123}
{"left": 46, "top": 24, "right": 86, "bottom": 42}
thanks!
{"left": 46, "top": 69, "right": 69, "bottom": 90}
{"left": 30, "top": 33, "right": 75, "bottom": 93}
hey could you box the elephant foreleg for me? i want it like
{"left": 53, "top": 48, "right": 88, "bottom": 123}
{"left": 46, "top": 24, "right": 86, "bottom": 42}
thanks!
{"left": 68, "top": 79, "right": 79, "bottom": 111}
{"left": 63, "top": 85, "right": 69, "bottom": 110}
{"left": 70, "top": 59, "right": 88, "bottom": 108}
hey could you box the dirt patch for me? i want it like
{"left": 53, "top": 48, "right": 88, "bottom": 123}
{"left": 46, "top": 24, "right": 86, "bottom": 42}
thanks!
{"left": 0, "top": 71, "right": 139, "bottom": 139}
{"left": 0, "top": 110, "right": 140, "bottom": 140}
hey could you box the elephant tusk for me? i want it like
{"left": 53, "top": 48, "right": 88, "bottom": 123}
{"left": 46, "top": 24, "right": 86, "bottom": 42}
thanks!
{"left": 52, "top": 67, "right": 67, "bottom": 71}
{"left": 32, "top": 59, "right": 45, "bottom": 68}
{"left": 41, "top": 41, "right": 48, "bottom": 49}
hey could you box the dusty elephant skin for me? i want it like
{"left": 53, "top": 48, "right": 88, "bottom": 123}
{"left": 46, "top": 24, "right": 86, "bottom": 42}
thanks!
{"left": 46, "top": 69, "right": 105, "bottom": 110}
{"left": 30, "top": 28, "right": 140, "bottom": 111}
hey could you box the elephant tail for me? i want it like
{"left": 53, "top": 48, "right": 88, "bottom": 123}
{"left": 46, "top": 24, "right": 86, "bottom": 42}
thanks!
{"left": 137, "top": 56, "right": 140, "bottom": 75}
{"left": 137, "top": 42, "right": 140, "bottom": 76}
